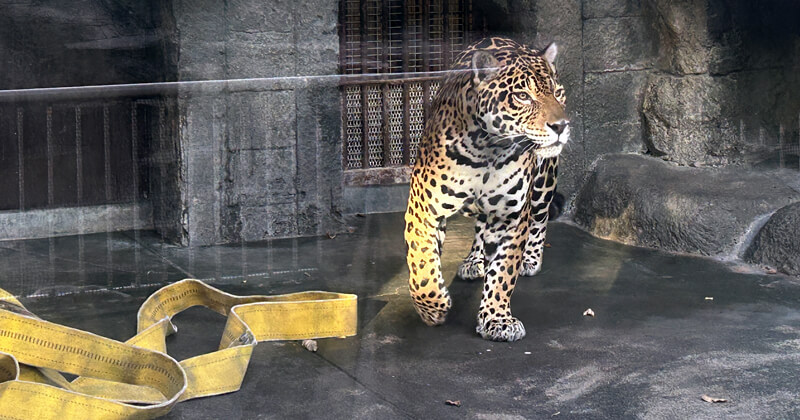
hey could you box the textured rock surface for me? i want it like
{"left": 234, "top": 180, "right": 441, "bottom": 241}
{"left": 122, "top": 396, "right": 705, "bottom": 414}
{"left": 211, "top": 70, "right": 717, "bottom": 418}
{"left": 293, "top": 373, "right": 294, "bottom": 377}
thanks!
{"left": 641, "top": 0, "right": 800, "bottom": 167}
{"left": 570, "top": 0, "right": 655, "bottom": 188}
{"left": 745, "top": 203, "right": 800, "bottom": 275}
{"left": 573, "top": 154, "right": 800, "bottom": 256}
{"left": 583, "top": 71, "right": 648, "bottom": 158}
{"left": 642, "top": 74, "right": 741, "bottom": 166}
{"left": 647, "top": 0, "right": 710, "bottom": 75}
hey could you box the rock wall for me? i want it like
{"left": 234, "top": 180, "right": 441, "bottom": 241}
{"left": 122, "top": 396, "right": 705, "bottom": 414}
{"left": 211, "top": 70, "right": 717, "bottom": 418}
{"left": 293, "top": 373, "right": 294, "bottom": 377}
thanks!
{"left": 642, "top": 0, "right": 800, "bottom": 166}
{"left": 482, "top": 0, "right": 657, "bottom": 198}
{"left": 498, "top": 0, "right": 800, "bottom": 185}
{"left": 556, "top": 0, "right": 800, "bottom": 273}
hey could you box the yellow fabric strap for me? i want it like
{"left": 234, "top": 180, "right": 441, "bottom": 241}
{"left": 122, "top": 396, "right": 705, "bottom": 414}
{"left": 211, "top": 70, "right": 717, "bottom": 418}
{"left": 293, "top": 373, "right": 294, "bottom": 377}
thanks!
{"left": 0, "top": 279, "right": 357, "bottom": 419}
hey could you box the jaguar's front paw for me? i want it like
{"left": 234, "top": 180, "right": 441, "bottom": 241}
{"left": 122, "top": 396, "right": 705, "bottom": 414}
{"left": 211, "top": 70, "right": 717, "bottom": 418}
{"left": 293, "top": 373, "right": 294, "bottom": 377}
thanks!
{"left": 412, "top": 295, "right": 452, "bottom": 326}
{"left": 476, "top": 317, "right": 526, "bottom": 342}
{"left": 457, "top": 258, "right": 485, "bottom": 281}
{"left": 519, "top": 260, "right": 541, "bottom": 277}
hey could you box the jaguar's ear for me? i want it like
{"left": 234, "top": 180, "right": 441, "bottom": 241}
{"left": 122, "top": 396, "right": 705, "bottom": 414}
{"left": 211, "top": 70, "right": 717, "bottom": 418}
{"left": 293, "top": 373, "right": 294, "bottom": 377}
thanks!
{"left": 542, "top": 43, "right": 558, "bottom": 68}
{"left": 471, "top": 51, "right": 500, "bottom": 85}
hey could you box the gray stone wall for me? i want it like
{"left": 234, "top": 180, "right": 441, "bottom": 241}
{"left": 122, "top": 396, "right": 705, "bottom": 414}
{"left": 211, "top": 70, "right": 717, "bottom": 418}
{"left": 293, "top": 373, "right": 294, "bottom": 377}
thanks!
{"left": 485, "top": 0, "right": 655, "bottom": 199}
{"left": 641, "top": 0, "right": 800, "bottom": 166}
{"left": 173, "top": 0, "right": 343, "bottom": 245}
{"left": 492, "top": 0, "right": 800, "bottom": 199}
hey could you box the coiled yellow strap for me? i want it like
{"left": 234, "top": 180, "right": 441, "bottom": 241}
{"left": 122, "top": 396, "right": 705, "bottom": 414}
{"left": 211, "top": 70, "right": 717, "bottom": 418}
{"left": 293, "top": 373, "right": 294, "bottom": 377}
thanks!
{"left": 0, "top": 279, "right": 357, "bottom": 419}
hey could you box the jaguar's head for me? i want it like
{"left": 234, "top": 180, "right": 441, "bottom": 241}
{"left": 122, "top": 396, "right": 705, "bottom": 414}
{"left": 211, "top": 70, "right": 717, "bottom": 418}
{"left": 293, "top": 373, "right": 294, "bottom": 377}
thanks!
{"left": 470, "top": 43, "right": 569, "bottom": 158}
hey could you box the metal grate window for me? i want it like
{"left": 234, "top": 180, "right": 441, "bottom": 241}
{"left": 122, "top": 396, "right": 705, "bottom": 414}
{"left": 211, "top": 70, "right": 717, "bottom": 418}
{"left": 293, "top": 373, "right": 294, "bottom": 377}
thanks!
{"left": 340, "top": 0, "right": 475, "bottom": 174}
{"left": 0, "top": 98, "right": 168, "bottom": 211}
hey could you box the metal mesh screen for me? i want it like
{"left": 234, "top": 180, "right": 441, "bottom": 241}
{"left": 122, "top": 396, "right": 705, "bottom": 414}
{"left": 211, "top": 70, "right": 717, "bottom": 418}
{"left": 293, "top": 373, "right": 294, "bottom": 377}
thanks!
{"left": 408, "top": 82, "right": 425, "bottom": 165}
{"left": 429, "top": 81, "right": 440, "bottom": 103}
{"left": 342, "top": 1, "right": 362, "bottom": 75}
{"left": 345, "top": 86, "right": 363, "bottom": 169}
{"left": 340, "top": 0, "right": 474, "bottom": 173}
{"left": 365, "top": 0, "right": 382, "bottom": 73}
{"left": 387, "top": 85, "right": 405, "bottom": 165}
{"left": 428, "top": 0, "right": 444, "bottom": 71}
{"left": 365, "top": 84, "right": 384, "bottom": 168}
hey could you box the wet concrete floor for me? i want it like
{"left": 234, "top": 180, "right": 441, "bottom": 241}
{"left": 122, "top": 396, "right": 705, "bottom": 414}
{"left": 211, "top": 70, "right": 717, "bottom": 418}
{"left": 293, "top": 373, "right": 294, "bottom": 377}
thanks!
{"left": 2, "top": 212, "right": 800, "bottom": 419}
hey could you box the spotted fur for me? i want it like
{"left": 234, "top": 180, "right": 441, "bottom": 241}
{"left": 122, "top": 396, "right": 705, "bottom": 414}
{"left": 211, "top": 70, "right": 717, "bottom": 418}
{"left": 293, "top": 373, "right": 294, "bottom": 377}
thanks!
{"left": 404, "top": 37, "right": 569, "bottom": 342}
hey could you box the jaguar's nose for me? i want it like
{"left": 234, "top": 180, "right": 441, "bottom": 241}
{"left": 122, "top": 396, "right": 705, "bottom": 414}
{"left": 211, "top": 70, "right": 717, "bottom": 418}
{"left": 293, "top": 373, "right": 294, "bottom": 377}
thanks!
{"left": 547, "top": 120, "right": 569, "bottom": 135}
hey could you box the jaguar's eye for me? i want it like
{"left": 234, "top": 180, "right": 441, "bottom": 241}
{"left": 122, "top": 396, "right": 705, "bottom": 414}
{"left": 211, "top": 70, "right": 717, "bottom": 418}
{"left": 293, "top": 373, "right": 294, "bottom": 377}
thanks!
{"left": 513, "top": 92, "right": 532, "bottom": 104}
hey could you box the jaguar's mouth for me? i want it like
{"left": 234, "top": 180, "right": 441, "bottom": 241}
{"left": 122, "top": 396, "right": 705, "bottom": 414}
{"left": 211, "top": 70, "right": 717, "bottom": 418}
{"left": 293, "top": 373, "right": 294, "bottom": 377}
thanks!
{"left": 533, "top": 143, "right": 563, "bottom": 158}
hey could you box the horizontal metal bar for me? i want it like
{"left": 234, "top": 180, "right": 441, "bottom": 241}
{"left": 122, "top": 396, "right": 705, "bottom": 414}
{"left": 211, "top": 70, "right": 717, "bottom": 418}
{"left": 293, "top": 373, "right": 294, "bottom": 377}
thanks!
{"left": 0, "top": 70, "right": 467, "bottom": 102}
{"left": 338, "top": 73, "right": 447, "bottom": 86}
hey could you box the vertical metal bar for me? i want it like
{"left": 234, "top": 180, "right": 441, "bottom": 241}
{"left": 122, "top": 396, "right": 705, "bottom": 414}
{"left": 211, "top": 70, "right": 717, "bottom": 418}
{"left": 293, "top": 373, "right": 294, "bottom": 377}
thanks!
{"left": 16, "top": 108, "right": 24, "bottom": 210}
{"left": 157, "top": 102, "right": 167, "bottom": 246}
{"left": 292, "top": 237, "right": 299, "bottom": 278}
{"left": 240, "top": 213, "right": 247, "bottom": 283}
{"left": 75, "top": 105, "right": 86, "bottom": 285}
{"left": 339, "top": 0, "right": 349, "bottom": 167}
{"left": 103, "top": 104, "right": 112, "bottom": 201}
{"left": 131, "top": 101, "right": 141, "bottom": 287}
{"left": 131, "top": 102, "right": 139, "bottom": 208}
{"left": 46, "top": 105, "right": 55, "bottom": 290}
{"left": 157, "top": 101, "right": 168, "bottom": 282}
{"left": 380, "top": 0, "right": 391, "bottom": 166}
{"left": 360, "top": 0, "right": 370, "bottom": 169}
{"left": 75, "top": 106, "right": 83, "bottom": 205}
{"left": 402, "top": 0, "right": 411, "bottom": 166}
{"left": 422, "top": 0, "right": 431, "bottom": 121}
{"left": 779, "top": 124, "right": 785, "bottom": 169}
{"left": 442, "top": 0, "right": 451, "bottom": 68}
{"left": 46, "top": 106, "right": 54, "bottom": 207}
{"left": 338, "top": 0, "right": 348, "bottom": 75}
{"left": 103, "top": 104, "right": 112, "bottom": 286}
{"left": 381, "top": 0, "right": 390, "bottom": 74}
{"left": 464, "top": 0, "right": 472, "bottom": 44}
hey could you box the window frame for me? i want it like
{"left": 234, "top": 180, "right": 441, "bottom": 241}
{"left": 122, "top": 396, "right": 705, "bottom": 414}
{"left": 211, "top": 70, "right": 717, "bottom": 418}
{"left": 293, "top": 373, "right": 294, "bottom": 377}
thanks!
{"left": 338, "top": 0, "right": 479, "bottom": 186}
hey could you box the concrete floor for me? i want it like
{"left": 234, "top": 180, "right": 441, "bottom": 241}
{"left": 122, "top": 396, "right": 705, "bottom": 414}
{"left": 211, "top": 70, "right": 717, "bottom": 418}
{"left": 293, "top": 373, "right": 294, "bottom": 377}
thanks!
{"left": 3, "top": 212, "right": 800, "bottom": 419}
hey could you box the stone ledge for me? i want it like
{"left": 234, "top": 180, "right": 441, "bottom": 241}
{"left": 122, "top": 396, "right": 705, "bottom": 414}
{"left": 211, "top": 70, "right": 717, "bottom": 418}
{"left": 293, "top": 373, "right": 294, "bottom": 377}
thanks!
{"left": 0, "top": 203, "right": 153, "bottom": 241}
{"left": 572, "top": 153, "right": 800, "bottom": 257}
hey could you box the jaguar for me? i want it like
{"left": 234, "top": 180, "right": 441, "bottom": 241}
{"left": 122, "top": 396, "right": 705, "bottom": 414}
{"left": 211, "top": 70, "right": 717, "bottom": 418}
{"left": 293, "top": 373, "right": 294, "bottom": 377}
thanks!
{"left": 404, "top": 37, "right": 569, "bottom": 341}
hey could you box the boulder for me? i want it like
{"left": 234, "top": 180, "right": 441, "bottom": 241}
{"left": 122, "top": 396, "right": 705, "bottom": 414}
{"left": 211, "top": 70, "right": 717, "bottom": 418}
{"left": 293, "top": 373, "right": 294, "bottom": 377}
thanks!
{"left": 572, "top": 154, "right": 800, "bottom": 256}
{"left": 744, "top": 203, "right": 800, "bottom": 275}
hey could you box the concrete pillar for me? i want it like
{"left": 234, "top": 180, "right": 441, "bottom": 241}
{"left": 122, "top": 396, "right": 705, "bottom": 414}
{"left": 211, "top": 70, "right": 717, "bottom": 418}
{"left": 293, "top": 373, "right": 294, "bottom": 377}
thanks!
{"left": 172, "top": 0, "right": 343, "bottom": 245}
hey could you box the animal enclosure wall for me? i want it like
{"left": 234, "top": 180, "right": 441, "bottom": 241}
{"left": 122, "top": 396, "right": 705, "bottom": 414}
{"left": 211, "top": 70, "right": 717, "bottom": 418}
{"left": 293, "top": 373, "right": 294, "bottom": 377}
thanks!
{"left": 1, "top": 0, "right": 798, "bottom": 245}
